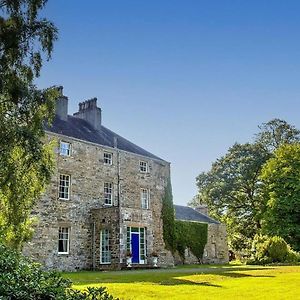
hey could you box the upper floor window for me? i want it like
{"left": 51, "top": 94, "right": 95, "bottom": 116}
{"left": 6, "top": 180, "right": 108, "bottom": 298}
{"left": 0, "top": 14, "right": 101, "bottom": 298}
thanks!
{"left": 104, "top": 182, "right": 113, "bottom": 205}
{"left": 100, "top": 229, "right": 111, "bottom": 264}
{"left": 58, "top": 227, "right": 69, "bottom": 254}
{"left": 59, "top": 174, "right": 70, "bottom": 200}
{"left": 141, "top": 188, "right": 150, "bottom": 209}
{"left": 104, "top": 152, "right": 113, "bottom": 165}
{"left": 60, "top": 141, "right": 71, "bottom": 156}
{"left": 139, "top": 161, "right": 148, "bottom": 173}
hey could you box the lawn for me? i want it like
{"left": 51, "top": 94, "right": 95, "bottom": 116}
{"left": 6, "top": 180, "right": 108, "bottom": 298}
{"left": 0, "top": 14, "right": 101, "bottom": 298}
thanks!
{"left": 63, "top": 264, "right": 300, "bottom": 300}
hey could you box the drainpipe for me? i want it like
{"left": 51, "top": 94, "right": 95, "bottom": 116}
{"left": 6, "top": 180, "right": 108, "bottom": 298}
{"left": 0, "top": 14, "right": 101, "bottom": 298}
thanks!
{"left": 92, "top": 221, "right": 96, "bottom": 270}
{"left": 114, "top": 137, "right": 122, "bottom": 268}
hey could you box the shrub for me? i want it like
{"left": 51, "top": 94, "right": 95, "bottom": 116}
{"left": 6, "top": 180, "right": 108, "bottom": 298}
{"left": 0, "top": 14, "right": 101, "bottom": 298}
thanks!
{"left": 0, "top": 243, "right": 118, "bottom": 300}
{"left": 249, "top": 234, "right": 300, "bottom": 265}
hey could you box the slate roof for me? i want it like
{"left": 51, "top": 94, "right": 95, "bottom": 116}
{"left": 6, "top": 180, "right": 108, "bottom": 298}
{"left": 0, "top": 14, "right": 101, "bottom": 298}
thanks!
{"left": 174, "top": 205, "right": 220, "bottom": 224}
{"left": 46, "top": 115, "right": 165, "bottom": 161}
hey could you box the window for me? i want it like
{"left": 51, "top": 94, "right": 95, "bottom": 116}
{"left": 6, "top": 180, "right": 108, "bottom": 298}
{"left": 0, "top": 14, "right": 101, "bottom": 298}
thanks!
{"left": 104, "top": 182, "right": 113, "bottom": 205}
{"left": 104, "top": 152, "right": 112, "bottom": 165}
{"left": 58, "top": 227, "right": 69, "bottom": 254}
{"left": 141, "top": 188, "right": 149, "bottom": 209}
{"left": 59, "top": 174, "right": 70, "bottom": 200}
{"left": 139, "top": 161, "right": 148, "bottom": 173}
{"left": 60, "top": 141, "right": 71, "bottom": 156}
{"left": 100, "top": 229, "right": 111, "bottom": 264}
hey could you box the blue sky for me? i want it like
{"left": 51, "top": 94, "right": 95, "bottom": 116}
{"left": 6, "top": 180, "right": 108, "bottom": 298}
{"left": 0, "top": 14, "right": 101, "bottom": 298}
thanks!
{"left": 38, "top": 1, "right": 300, "bottom": 205}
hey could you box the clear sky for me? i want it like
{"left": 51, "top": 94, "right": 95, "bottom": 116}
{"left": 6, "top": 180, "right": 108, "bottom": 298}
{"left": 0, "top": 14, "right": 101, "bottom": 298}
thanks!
{"left": 37, "top": 0, "right": 300, "bottom": 205}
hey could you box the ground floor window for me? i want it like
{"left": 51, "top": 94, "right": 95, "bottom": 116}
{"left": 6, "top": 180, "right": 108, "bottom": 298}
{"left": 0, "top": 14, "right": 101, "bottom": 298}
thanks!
{"left": 126, "top": 227, "right": 147, "bottom": 264}
{"left": 58, "top": 227, "right": 69, "bottom": 254}
{"left": 100, "top": 229, "right": 111, "bottom": 264}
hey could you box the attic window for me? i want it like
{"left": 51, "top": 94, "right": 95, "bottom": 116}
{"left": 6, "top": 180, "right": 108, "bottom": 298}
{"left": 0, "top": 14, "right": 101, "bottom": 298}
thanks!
{"left": 139, "top": 161, "right": 148, "bottom": 173}
{"left": 60, "top": 141, "right": 71, "bottom": 156}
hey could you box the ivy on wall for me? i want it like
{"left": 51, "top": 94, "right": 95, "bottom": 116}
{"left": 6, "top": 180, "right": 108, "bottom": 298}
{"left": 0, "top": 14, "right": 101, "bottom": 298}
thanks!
{"left": 161, "top": 178, "right": 176, "bottom": 253}
{"left": 161, "top": 179, "right": 208, "bottom": 262}
{"left": 175, "top": 220, "right": 208, "bottom": 262}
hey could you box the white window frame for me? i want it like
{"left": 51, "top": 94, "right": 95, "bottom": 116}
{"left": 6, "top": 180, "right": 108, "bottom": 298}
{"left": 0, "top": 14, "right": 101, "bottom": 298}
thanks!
{"left": 103, "top": 152, "right": 113, "bottom": 165}
{"left": 59, "top": 174, "right": 71, "bottom": 200}
{"left": 58, "top": 227, "right": 70, "bottom": 254}
{"left": 104, "top": 182, "right": 113, "bottom": 205}
{"left": 59, "top": 141, "right": 71, "bottom": 156}
{"left": 141, "top": 188, "right": 150, "bottom": 209}
{"left": 139, "top": 161, "right": 148, "bottom": 173}
{"left": 100, "top": 229, "right": 111, "bottom": 264}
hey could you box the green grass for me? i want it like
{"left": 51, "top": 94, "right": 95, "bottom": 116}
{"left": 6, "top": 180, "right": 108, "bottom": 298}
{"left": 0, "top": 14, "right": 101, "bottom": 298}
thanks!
{"left": 63, "top": 264, "right": 300, "bottom": 300}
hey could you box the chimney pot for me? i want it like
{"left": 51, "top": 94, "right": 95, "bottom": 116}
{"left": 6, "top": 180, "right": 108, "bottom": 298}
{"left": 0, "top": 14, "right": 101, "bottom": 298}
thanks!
{"left": 73, "top": 97, "right": 102, "bottom": 130}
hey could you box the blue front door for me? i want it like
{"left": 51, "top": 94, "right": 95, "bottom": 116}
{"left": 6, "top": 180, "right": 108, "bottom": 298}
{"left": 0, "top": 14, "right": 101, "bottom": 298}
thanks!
{"left": 131, "top": 233, "right": 140, "bottom": 263}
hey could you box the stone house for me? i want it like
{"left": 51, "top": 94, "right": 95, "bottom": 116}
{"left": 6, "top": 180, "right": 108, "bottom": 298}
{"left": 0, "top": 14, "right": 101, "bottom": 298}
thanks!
{"left": 24, "top": 87, "right": 228, "bottom": 271}
{"left": 24, "top": 87, "right": 173, "bottom": 271}
{"left": 174, "top": 205, "right": 228, "bottom": 264}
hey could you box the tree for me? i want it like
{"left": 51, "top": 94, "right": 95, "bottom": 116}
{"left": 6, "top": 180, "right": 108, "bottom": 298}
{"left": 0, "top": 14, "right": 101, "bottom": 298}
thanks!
{"left": 192, "top": 119, "right": 300, "bottom": 252}
{"left": 256, "top": 118, "right": 300, "bottom": 153}
{"left": 260, "top": 143, "right": 300, "bottom": 251}
{"left": 191, "top": 143, "right": 270, "bottom": 251}
{"left": 161, "top": 178, "right": 176, "bottom": 253}
{"left": 0, "top": 0, "right": 58, "bottom": 249}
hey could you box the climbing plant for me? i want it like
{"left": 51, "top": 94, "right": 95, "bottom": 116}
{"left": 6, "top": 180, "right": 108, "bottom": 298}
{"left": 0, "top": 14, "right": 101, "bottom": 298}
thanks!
{"left": 161, "top": 178, "right": 176, "bottom": 253}
{"left": 175, "top": 220, "right": 208, "bottom": 262}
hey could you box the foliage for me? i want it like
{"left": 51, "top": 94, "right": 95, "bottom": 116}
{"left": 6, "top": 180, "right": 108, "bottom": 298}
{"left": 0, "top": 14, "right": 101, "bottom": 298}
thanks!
{"left": 0, "top": 0, "right": 58, "bottom": 249}
{"left": 260, "top": 143, "right": 300, "bottom": 251}
{"left": 161, "top": 178, "right": 176, "bottom": 253}
{"left": 191, "top": 143, "right": 269, "bottom": 251}
{"left": 249, "top": 234, "right": 300, "bottom": 265}
{"left": 256, "top": 119, "right": 300, "bottom": 153}
{"left": 175, "top": 220, "right": 208, "bottom": 262}
{"left": 0, "top": 243, "right": 118, "bottom": 300}
{"left": 192, "top": 119, "right": 300, "bottom": 253}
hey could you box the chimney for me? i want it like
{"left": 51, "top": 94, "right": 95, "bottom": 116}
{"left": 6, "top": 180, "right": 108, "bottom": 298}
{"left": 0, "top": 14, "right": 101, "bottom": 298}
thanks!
{"left": 73, "top": 97, "right": 102, "bottom": 130}
{"left": 194, "top": 204, "right": 208, "bottom": 216}
{"left": 55, "top": 86, "right": 68, "bottom": 121}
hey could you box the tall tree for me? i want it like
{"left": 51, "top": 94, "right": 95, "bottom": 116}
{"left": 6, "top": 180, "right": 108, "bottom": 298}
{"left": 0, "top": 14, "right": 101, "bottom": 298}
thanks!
{"left": 191, "top": 143, "right": 270, "bottom": 251}
{"left": 256, "top": 118, "right": 300, "bottom": 153}
{"left": 260, "top": 143, "right": 300, "bottom": 251}
{"left": 0, "top": 0, "right": 58, "bottom": 249}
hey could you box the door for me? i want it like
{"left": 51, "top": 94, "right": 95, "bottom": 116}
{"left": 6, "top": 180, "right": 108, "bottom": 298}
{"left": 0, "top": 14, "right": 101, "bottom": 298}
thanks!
{"left": 131, "top": 232, "right": 140, "bottom": 263}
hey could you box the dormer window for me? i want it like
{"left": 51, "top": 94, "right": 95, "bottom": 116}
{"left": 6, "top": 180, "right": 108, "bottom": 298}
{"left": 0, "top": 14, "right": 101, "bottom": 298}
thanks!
{"left": 60, "top": 141, "right": 71, "bottom": 156}
{"left": 104, "top": 152, "right": 113, "bottom": 165}
{"left": 139, "top": 161, "right": 148, "bottom": 173}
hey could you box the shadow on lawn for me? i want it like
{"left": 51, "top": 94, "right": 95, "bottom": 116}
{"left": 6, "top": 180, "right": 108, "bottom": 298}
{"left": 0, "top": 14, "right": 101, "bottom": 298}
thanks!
{"left": 159, "top": 278, "right": 222, "bottom": 287}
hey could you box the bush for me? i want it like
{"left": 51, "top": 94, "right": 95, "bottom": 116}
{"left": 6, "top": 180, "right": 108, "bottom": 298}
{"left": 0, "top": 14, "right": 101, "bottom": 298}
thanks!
{"left": 249, "top": 234, "right": 300, "bottom": 265}
{"left": 0, "top": 243, "right": 118, "bottom": 300}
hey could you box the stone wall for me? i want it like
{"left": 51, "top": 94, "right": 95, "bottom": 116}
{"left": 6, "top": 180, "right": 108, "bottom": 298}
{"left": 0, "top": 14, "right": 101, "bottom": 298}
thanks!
{"left": 23, "top": 132, "right": 173, "bottom": 270}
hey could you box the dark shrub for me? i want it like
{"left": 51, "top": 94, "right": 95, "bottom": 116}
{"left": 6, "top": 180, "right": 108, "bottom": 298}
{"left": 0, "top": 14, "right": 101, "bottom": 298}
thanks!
{"left": 0, "top": 243, "right": 118, "bottom": 300}
{"left": 249, "top": 234, "right": 300, "bottom": 265}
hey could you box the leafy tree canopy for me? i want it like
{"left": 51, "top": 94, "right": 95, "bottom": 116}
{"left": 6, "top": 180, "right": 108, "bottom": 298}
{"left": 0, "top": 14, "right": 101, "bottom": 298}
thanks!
{"left": 191, "top": 119, "right": 300, "bottom": 252}
{"left": 192, "top": 143, "right": 269, "bottom": 251}
{"left": 0, "top": 0, "right": 58, "bottom": 249}
{"left": 260, "top": 143, "right": 300, "bottom": 251}
{"left": 256, "top": 118, "right": 300, "bottom": 153}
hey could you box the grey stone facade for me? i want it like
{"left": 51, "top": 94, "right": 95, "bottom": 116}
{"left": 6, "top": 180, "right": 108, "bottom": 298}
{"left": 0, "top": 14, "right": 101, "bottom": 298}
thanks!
{"left": 24, "top": 90, "right": 174, "bottom": 271}
{"left": 24, "top": 88, "right": 228, "bottom": 271}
